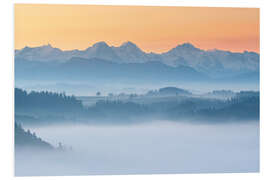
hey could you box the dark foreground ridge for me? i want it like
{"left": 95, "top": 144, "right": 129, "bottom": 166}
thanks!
{"left": 15, "top": 122, "right": 54, "bottom": 150}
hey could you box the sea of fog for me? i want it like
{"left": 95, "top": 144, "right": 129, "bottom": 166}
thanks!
{"left": 15, "top": 120, "right": 259, "bottom": 176}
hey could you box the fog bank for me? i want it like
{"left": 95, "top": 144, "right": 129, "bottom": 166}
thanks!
{"left": 16, "top": 121, "right": 259, "bottom": 176}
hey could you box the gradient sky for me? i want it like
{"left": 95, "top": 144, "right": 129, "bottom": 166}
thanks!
{"left": 14, "top": 4, "right": 260, "bottom": 53}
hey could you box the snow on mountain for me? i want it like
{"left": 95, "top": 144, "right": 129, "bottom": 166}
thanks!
{"left": 160, "top": 43, "right": 259, "bottom": 76}
{"left": 15, "top": 41, "right": 259, "bottom": 77}
{"left": 15, "top": 44, "right": 66, "bottom": 62}
{"left": 82, "top": 41, "right": 120, "bottom": 62}
{"left": 112, "top": 41, "right": 149, "bottom": 63}
{"left": 161, "top": 43, "right": 204, "bottom": 66}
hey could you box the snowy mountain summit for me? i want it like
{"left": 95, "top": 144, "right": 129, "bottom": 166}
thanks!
{"left": 15, "top": 41, "right": 259, "bottom": 77}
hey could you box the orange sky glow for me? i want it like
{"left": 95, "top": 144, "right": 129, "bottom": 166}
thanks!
{"left": 14, "top": 4, "right": 260, "bottom": 53}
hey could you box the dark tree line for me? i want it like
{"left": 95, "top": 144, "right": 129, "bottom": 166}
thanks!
{"left": 15, "top": 88, "right": 83, "bottom": 112}
{"left": 86, "top": 100, "right": 149, "bottom": 120}
{"left": 195, "top": 92, "right": 259, "bottom": 121}
{"left": 15, "top": 122, "right": 53, "bottom": 150}
{"left": 14, "top": 87, "right": 259, "bottom": 124}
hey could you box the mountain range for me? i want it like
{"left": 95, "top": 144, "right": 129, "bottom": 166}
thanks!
{"left": 15, "top": 41, "right": 259, "bottom": 78}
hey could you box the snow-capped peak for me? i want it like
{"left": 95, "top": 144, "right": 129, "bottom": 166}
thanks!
{"left": 174, "top": 42, "right": 200, "bottom": 51}
{"left": 92, "top": 41, "right": 109, "bottom": 48}
{"left": 120, "top": 41, "right": 139, "bottom": 49}
{"left": 15, "top": 41, "right": 260, "bottom": 76}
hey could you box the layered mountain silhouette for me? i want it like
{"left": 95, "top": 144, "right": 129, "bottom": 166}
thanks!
{"left": 15, "top": 57, "right": 208, "bottom": 84}
{"left": 15, "top": 41, "right": 259, "bottom": 82}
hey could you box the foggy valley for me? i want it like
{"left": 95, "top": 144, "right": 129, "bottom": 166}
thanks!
{"left": 14, "top": 86, "right": 260, "bottom": 176}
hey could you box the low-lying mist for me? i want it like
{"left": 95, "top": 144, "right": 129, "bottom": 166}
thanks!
{"left": 16, "top": 120, "right": 259, "bottom": 176}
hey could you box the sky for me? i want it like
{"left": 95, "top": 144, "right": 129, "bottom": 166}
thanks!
{"left": 14, "top": 4, "right": 260, "bottom": 53}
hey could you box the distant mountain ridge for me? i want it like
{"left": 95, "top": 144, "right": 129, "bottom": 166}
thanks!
{"left": 15, "top": 57, "right": 208, "bottom": 83}
{"left": 15, "top": 41, "right": 259, "bottom": 77}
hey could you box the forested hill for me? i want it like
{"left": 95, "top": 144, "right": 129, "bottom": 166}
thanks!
{"left": 15, "top": 88, "right": 83, "bottom": 112}
{"left": 15, "top": 88, "right": 259, "bottom": 124}
{"left": 194, "top": 92, "right": 259, "bottom": 122}
{"left": 15, "top": 123, "right": 53, "bottom": 150}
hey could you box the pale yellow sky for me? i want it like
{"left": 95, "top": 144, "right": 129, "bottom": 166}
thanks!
{"left": 14, "top": 4, "right": 260, "bottom": 53}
